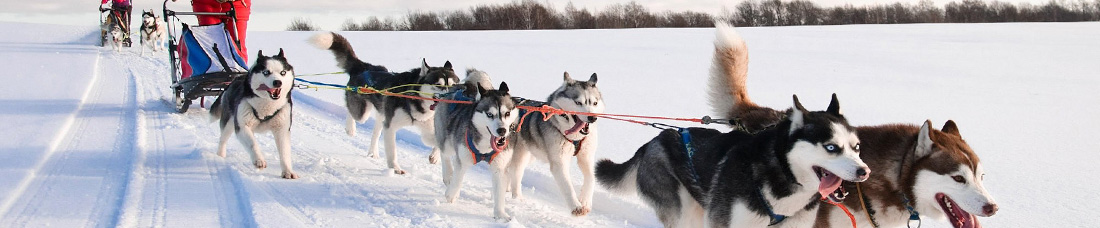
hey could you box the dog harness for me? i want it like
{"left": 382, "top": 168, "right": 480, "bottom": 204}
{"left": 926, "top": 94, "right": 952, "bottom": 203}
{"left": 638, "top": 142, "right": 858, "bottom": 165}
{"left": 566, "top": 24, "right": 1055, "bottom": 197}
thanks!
{"left": 252, "top": 106, "right": 282, "bottom": 122}
{"left": 465, "top": 129, "right": 503, "bottom": 164}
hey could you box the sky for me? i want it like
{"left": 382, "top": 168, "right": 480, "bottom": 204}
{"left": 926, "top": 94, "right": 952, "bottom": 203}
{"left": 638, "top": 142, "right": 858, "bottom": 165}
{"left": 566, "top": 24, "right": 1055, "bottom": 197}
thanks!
{"left": 0, "top": 0, "right": 1059, "bottom": 31}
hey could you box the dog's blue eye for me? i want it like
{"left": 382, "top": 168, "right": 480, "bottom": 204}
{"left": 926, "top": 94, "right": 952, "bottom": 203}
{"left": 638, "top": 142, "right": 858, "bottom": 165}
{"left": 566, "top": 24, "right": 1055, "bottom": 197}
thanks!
{"left": 262, "top": 70, "right": 271, "bottom": 76}
{"left": 486, "top": 113, "right": 494, "bottom": 118}
{"left": 575, "top": 101, "right": 583, "bottom": 105}
{"left": 824, "top": 144, "right": 839, "bottom": 152}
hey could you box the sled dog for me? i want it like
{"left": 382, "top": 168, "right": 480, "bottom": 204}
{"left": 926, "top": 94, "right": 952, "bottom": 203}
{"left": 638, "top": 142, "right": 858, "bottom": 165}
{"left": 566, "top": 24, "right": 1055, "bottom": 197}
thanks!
{"left": 707, "top": 23, "right": 998, "bottom": 228}
{"left": 210, "top": 49, "right": 298, "bottom": 179}
{"left": 104, "top": 23, "right": 124, "bottom": 52}
{"left": 503, "top": 72, "right": 604, "bottom": 216}
{"left": 310, "top": 32, "right": 460, "bottom": 174}
{"left": 597, "top": 93, "right": 871, "bottom": 227}
{"left": 434, "top": 70, "right": 520, "bottom": 221}
{"left": 139, "top": 10, "right": 167, "bottom": 55}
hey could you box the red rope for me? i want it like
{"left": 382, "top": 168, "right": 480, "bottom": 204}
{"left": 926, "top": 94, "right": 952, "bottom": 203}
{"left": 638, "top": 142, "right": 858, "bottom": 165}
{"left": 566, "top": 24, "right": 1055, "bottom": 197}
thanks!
{"left": 822, "top": 198, "right": 858, "bottom": 228}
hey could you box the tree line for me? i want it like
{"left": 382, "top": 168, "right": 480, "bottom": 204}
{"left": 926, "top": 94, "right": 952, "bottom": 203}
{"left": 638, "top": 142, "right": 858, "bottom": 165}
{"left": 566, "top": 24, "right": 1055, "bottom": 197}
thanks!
{"left": 287, "top": 0, "right": 1100, "bottom": 31}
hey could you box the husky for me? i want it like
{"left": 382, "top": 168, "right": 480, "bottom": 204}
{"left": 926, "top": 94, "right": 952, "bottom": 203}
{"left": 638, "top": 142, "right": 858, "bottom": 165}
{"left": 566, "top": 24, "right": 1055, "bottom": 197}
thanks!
{"left": 434, "top": 70, "right": 520, "bottom": 221}
{"left": 139, "top": 9, "right": 167, "bottom": 56}
{"left": 707, "top": 23, "right": 998, "bottom": 228}
{"left": 596, "top": 93, "right": 870, "bottom": 227}
{"left": 501, "top": 72, "right": 604, "bottom": 216}
{"left": 104, "top": 23, "right": 124, "bottom": 52}
{"left": 310, "top": 32, "right": 460, "bottom": 175}
{"left": 209, "top": 49, "right": 298, "bottom": 179}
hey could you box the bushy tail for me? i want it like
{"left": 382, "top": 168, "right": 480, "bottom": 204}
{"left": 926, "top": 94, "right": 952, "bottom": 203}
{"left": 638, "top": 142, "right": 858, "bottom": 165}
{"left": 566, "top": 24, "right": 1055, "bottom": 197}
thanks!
{"left": 707, "top": 23, "right": 755, "bottom": 120}
{"left": 464, "top": 68, "right": 494, "bottom": 90}
{"left": 309, "top": 32, "right": 367, "bottom": 72}
{"left": 208, "top": 95, "right": 223, "bottom": 123}
{"left": 596, "top": 144, "right": 647, "bottom": 194}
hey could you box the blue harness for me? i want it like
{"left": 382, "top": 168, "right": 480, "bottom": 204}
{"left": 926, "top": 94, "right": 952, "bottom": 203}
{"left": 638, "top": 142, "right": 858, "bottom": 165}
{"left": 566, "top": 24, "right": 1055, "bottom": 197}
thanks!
{"left": 465, "top": 129, "right": 500, "bottom": 164}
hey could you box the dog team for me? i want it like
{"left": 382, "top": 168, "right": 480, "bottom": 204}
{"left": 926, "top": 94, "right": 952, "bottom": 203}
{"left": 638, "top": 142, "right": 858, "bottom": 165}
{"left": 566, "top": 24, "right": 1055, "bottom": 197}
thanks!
{"left": 205, "top": 23, "right": 997, "bottom": 227}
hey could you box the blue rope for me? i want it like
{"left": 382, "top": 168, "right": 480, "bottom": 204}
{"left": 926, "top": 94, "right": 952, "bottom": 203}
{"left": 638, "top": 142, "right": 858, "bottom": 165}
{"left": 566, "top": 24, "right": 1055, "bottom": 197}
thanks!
{"left": 678, "top": 128, "right": 701, "bottom": 182}
{"left": 900, "top": 194, "right": 922, "bottom": 228}
{"left": 293, "top": 77, "right": 349, "bottom": 89}
{"left": 758, "top": 188, "right": 788, "bottom": 226}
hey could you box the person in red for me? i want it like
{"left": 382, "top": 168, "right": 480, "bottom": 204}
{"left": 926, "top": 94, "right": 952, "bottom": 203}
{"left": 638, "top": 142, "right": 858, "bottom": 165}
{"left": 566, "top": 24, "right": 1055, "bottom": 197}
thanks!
{"left": 173, "top": 0, "right": 252, "bottom": 62}
{"left": 100, "top": 0, "right": 132, "bottom": 44}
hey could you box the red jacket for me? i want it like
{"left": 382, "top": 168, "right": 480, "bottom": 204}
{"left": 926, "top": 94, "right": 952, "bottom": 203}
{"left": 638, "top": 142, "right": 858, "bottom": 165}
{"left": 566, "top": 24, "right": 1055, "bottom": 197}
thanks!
{"left": 191, "top": 0, "right": 251, "bottom": 20}
{"left": 101, "top": 0, "right": 131, "bottom": 6}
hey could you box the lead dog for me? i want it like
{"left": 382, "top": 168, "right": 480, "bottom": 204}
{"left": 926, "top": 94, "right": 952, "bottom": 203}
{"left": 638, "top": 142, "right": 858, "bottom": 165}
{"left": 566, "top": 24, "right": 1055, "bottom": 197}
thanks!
{"left": 139, "top": 9, "right": 166, "bottom": 56}
{"left": 502, "top": 72, "right": 604, "bottom": 216}
{"left": 708, "top": 23, "right": 998, "bottom": 228}
{"left": 311, "top": 32, "right": 460, "bottom": 174}
{"left": 434, "top": 70, "right": 520, "bottom": 221}
{"left": 597, "top": 93, "right": 871, "bottom": 227}
{"left": 210, "top": 49, "right": 298, "bottom": 179}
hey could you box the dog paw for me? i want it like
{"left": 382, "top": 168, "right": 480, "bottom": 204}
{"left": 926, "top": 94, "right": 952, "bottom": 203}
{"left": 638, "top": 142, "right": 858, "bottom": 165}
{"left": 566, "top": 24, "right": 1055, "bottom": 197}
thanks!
{"left": 345, "top": 128, "right": 356, "bottom": 137}
{"left": 217, "top": 151, "right": 227, "bottom": 158}
{"left": 571, "top": 206, "right": 590, "bottom": 216}
{"left": 282, "top": 171, "right": 299, "bottom": 179}
{"left": 494, "top": 213, "right": 513, "bottom": 223}
{"left": 428, "top": 154, "right": 439, "bottom": 164}
{"left": 393, "top": 169, "right": 406, "bottom": 175}
{"left": 254, "top": 160, "right": 267, "bottom": 169}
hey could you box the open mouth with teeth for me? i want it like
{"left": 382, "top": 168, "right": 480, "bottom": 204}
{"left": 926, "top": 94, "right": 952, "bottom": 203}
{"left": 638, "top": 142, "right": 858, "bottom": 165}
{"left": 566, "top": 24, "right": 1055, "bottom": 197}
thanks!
{"left": 487, "top": 127, "right": 508, "bottom": 151}
{"left": 564, "top": 115, "right": 591, "bottom": 135}
{"left": 256, "top": 84, "right": 282, "bottom": 99}
{"left": 937, "top": 193, "right": 980, "bottom": 228}
{"left": 814, "top": 166, "right": 847, "bottom": 203}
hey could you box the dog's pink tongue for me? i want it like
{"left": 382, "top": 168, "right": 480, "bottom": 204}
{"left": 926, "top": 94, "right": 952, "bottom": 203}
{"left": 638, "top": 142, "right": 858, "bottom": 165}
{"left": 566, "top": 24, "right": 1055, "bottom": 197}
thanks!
{"left": 256, "top": 84, "right": 278, "bottom": 93}
{"left": 818, "top": 171, "right": 842, "bottom": 197}
{"left": 957, "top": 207, "right": 978, "bottom": 228}
{"left": 490, "top": 136, "right": 507, "bottom": 151}
{"left": 564, "top": 117, "right": 586, "bottom": 135}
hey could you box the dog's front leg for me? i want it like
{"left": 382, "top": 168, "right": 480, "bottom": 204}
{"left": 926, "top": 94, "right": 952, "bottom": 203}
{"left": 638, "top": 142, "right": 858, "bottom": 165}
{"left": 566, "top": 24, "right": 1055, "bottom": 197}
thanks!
{"left": 491, "top": 161, "right": 512, "bottom": 221}
{"left": 575, "top": 149, "right": 595, "bottom": 216}
{"left": 440, "top": 145, "right": 455, "bottom": 187}
{"left": 366, "top": 117, "right": 384, "bottom": 158}
{"left": 444, "top": 161, "right": 470, "bottom": 203}
{"left": 274, "top": 127, "right": 297, "bottom": 179}
{"left": 507, "top": 149, "right": 532, "bottom": 200}
{"left": 548, "top": 155, "right": 582, "bottom": 215}
{"left": 216, "top": 122, "right": 234, "bottom": 157}
{"left": 235, "top": 127, "right": 266, "bottom": 169}
{"left": 383, "top": 127, "right": 404, "bottom": 174}
{"left": 415, "top": 120, "right": 440, "bottom": 165}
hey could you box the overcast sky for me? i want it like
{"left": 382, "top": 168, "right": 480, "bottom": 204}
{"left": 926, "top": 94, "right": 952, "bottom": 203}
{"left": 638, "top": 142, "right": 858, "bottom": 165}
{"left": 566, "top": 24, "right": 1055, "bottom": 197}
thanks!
{"left": 0, "top": 0, "right": 1056, "bottom": 31}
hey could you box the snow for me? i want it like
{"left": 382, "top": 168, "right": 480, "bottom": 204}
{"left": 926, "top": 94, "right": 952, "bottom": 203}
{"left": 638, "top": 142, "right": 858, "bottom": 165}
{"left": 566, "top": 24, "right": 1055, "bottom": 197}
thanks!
{"left": 0, "top": 21, "right": 1097, "bottom": 227}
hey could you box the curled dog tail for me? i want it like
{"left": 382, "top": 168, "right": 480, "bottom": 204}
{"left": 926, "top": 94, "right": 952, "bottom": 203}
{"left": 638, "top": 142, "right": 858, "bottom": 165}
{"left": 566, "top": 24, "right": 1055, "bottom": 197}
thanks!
{"left": 464, "top": 68, "right": 495, "bottom": 90}
{"left": 596, "top": 144, "right": 647, "bottom": 195}
{"left": 708, "top": 23, "right": 754, "bottom": 120}
{"left": 309, "top": 32, "right": 368, "bottom": 73}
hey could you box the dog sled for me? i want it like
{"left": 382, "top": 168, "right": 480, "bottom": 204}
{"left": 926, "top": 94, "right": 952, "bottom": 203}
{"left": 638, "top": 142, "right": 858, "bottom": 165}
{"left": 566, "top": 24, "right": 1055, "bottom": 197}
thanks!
{"left": 162, "top": 0, "right": 247, "bottom": 113}
{"left": 99, "top": 5, "right": 131, "bottom": 47}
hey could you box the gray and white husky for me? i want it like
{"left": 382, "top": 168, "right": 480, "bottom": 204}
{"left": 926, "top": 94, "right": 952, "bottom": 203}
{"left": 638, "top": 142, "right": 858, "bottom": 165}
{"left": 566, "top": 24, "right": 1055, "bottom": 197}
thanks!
{"left": 139, "top": 9, "right": 166, "bottom": 56}
{"left": 434, "top": 70, "right": 520, "bottom": 221}
{"left": 708, "top": 23, "right": 998, "bottom": 228}
{"left": 210, "top": 49, "right": 298, "bottom": 179}
{"left": 503, "top": 72, "right": 604, "bottom": 216}
{"left": 104, "top": 23, "right": 124, "bottom": 52}
{"left": 596, "top": 94, "right": 871, "bottom": 227}
{"left": 310, "top": 32, "right": 460, "bottom": 175}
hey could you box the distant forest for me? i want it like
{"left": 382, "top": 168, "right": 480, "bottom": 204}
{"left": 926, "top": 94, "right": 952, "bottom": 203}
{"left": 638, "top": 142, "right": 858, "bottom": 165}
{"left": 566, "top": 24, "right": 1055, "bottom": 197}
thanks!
{"left": 286, "top": 0, "right": 1100, "bottom": 31}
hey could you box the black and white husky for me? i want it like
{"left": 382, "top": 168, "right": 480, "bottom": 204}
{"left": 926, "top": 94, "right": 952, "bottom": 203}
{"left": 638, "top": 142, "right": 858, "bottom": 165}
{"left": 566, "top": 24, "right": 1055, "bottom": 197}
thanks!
{"left": 210, "top": 49, "right": 298, "bottom": 179}
{"left": 596, "top": 94, "right": 871, "bottom": 227}
{"left": 310, "top": 32, "right": 460, "bottom": 175}
{"left": 139, "top": 9, "right": 166, "bottom": 56}
{"left": 708, "top": 23, "right": 999, "bottom": 228}
{"left": 503, "top": 72, "right": 604, "bottom": 216}
{"left": 434, "top": 70, "right": 520, "bottom": 221}
{"left": 104, "top": 23, "right": 124, "bottom": 52}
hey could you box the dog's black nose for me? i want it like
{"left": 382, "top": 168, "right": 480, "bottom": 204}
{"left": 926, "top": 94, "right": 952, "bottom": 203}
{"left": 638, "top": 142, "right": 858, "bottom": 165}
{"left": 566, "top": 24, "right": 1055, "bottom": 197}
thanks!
{"left": 856, "top": 168, "right": 869, "bottom": 179}
{"left": 497, "top": 128, "right": 507, "bottom": 136}
{"left": 272, "top": 80, "right": 283, "bottom": 87}
{"left": 983, "top": 203, "right": 998, "bottom": 216}
{"left": 587, "top": 116, "right": 597, "bottom": 123}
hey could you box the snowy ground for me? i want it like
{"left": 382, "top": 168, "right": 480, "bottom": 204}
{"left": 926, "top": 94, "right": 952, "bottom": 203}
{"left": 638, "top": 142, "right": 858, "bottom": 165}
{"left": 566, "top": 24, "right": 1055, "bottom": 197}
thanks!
{"left": 0, "top": 21, "right": 1097, "bottom": 227}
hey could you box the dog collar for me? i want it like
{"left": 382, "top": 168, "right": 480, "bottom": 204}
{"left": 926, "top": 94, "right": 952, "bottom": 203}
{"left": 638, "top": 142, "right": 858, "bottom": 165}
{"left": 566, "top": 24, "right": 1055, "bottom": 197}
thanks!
{"left": 565, "top": 137, "right": 585, "bottom": 156}
{"left": 465, "top": 129, "right": 502, "bottom": 164}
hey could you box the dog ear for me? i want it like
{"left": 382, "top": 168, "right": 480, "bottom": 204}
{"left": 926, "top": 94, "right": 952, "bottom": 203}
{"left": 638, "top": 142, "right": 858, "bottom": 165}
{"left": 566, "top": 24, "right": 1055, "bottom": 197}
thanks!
{"left": 475, "top": 83, "right": 488, "bottom": 100}
{"left": 916, "top": 120, "right": 936, "bottom": 158}
{"left": 563, "top": 72, "right": 575, "bottom": 84}
{"left": 444, "top": 61, "right": 452, "bottom": 69}
{"left": 788, "top": 95, "right": 806, "bottom": 135}
{"left": 588, "top": 73, "right": 598, "bottom": 84}
{"left": 826, "top": 93, "right": 842, "bottom": 116}
{"left": 256, "top": 50, "right": 264, "bottom": 58}
{"left": 461, "top": 83, "right": 477, "bottom": 98}
{"left": 942, "top": 120, "right": 961, "bottom": 136}
{"left": 419, "top": 59, "right": 429, "bottom": 77}
{"left": 276, "top": 48, "right": 285, "bottom": 59}
{"left": 498, "top": 81, "right": 509, "bottom": 93}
